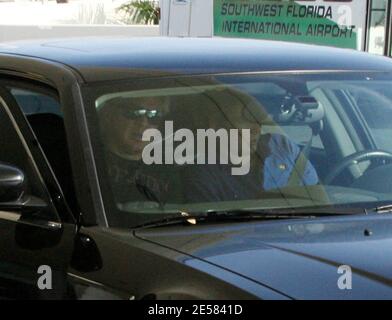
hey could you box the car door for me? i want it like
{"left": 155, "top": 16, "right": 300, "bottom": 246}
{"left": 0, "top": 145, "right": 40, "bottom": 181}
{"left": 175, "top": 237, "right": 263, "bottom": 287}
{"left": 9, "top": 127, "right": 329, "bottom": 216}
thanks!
{"left": 0, "top": 86, "right": 77, "bottom": 300}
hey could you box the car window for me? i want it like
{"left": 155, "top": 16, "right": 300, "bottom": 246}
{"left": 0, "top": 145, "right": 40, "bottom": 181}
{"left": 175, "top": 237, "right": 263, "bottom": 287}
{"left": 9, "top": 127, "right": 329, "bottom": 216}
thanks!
{"left": 0, "top": 96, "right": 58, "bottom": 221}
{"left": 6, "top": 86, "right": 77, "bottom": 213}
{"left": 10, "top": 88, "right": 62, "bottom": 116}
{"left": 346, "top": 84, "right": 392, "bottom": 151}
{"left": 84, "top": 72, "right": 392, "bottom": 228}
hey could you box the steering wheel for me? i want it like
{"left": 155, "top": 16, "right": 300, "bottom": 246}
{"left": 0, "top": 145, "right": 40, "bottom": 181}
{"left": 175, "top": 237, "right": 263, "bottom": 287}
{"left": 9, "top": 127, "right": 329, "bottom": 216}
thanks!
{"left": 324, "top": 150, "right": 392, "bottom": 185}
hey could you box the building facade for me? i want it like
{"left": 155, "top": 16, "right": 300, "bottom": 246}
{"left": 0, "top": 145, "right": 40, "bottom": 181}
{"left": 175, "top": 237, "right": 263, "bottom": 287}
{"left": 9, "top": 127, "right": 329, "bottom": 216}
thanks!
{"left": 160, "top": 0, "right": 392, "bottom": 57}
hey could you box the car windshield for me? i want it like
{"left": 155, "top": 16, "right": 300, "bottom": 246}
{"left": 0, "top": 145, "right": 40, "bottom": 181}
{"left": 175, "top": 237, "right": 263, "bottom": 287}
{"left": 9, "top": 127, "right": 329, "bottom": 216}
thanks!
{"left": 83, "top": 72, "right": 392, "bottom": 227}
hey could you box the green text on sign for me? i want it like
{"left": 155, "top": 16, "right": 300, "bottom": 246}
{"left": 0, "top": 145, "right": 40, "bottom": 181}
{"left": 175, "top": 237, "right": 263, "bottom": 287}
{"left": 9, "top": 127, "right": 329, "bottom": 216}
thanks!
{"left": 213, "top": 0, "right": 357, "bottom": 49}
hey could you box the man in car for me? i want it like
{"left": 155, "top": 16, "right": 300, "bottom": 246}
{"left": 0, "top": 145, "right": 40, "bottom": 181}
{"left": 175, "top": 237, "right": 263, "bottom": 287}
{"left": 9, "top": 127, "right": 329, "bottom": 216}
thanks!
{"left": 98, "top": 96, "right": 173, "bottom": 207}
{"left": 99, "top": 88, "right": 319, "bottom": 206}
{"left": 184, "top": 88, "right": 319, "bottom": 202}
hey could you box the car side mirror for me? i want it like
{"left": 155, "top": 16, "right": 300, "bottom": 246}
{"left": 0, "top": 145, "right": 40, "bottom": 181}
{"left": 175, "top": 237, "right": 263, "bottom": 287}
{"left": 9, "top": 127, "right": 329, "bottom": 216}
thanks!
{"left": 0, "top": 162, "right": 26, "bottom": 203}
{"left": 0, "top": 162, "right": 48, "bottom": 217}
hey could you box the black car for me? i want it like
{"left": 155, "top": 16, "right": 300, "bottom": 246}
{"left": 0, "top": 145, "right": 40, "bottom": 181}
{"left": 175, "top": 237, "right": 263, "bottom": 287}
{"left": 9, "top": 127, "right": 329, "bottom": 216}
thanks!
{"left": 1, "top": 37, "right": 392, "bottom": 300}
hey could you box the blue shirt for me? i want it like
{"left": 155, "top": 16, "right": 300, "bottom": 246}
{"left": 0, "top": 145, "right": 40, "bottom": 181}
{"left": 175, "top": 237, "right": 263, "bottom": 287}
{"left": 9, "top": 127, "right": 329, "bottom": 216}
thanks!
{"left": 263, "top": 134, "right": 319, "bottom": 190}
{"left": 185, "top": 134, "right": 319, "bottom": 202}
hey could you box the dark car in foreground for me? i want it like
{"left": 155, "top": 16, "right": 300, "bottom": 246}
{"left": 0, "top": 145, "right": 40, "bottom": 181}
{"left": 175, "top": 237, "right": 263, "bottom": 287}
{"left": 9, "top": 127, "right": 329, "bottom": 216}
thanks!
{"left": 1, "top": 37, "right": 392, "bottom": 299}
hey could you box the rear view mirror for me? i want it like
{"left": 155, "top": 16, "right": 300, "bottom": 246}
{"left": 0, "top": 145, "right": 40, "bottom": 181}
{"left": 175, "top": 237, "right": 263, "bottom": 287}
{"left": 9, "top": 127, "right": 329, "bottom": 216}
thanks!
{"left": 0, "top": 162, "right": 26, "bottom": 203}
{"left": 276, "top": 95, "right": 325, "bottom": 125}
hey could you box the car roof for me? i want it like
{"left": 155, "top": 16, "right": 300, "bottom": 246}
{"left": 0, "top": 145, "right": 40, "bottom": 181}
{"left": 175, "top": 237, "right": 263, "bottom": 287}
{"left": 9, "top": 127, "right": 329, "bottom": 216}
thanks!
{"left": 0, "top": 37, "right": 392, "bottom": 83}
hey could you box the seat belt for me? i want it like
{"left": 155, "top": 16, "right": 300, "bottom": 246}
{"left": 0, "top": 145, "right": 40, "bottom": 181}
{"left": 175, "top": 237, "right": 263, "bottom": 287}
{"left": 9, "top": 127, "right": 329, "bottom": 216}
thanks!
{"left": 288, "top": 118, "right": 323, "bottom": 187}
{"left": 287, "top": 133, "right": 313, "bottom": 187}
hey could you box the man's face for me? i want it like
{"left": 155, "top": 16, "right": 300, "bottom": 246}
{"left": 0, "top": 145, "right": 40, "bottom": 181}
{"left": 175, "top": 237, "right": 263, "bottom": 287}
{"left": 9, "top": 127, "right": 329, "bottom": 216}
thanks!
{"left": 106, "top": 97, "right": 166, "bottom": 159}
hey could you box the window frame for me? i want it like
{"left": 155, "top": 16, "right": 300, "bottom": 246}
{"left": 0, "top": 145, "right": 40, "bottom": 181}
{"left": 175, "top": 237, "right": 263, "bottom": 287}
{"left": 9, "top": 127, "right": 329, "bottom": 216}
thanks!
{"left": 82, "top": 72, "right": 357, "bottom": 227}
{"left": 0, "top": 54, "right": 107, "bottom": 227}
{"left": 0, "top": 78, "right": 76, "bottom": 224}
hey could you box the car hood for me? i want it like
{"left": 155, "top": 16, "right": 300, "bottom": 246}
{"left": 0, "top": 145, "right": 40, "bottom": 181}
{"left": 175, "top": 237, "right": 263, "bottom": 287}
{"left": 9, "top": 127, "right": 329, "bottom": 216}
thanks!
{"left": 135, "top": 214, "right": 392, "bottom": 299}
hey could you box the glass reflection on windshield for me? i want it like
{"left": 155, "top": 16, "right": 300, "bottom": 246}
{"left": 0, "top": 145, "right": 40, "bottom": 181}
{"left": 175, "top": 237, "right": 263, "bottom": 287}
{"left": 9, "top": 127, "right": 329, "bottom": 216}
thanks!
{"left": 86, "top": 72, "right": 392, "bottom": 227}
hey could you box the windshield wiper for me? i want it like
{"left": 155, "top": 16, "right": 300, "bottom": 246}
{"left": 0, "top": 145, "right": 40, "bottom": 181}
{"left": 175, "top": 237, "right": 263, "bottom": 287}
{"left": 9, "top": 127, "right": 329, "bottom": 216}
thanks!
{"left": 134, "top": 212, "right": 206, "bottom": 229}
{"left": 253, "top": 205, "right": 366, "bottom": 216}
{"left": 374, "top": 204, "right": 392, "bottom": 214}
{"left": 134, "top": 205, "right": 366, "bottom": 229}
